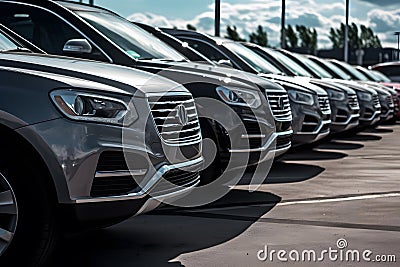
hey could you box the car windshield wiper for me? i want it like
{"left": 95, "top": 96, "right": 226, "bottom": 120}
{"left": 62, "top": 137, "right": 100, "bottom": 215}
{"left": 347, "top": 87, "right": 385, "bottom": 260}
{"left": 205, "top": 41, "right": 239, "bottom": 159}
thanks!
{"left": 0, "top": 47, "right": 32, "bottom": 53}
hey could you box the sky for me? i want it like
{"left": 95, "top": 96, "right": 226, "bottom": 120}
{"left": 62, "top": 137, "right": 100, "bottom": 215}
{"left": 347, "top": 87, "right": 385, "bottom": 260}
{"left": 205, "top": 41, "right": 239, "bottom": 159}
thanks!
{"left": 89, "top": 0, "right": 400, "bottom": 49}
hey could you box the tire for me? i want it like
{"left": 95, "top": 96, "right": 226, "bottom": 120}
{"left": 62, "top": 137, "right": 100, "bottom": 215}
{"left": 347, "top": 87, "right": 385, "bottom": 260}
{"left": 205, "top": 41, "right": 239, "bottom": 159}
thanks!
{"left": 199, "top": 120, "right": 223, "bottom": 185}
{"left": 0, "top": 147, "right": 59, "bottom": 266}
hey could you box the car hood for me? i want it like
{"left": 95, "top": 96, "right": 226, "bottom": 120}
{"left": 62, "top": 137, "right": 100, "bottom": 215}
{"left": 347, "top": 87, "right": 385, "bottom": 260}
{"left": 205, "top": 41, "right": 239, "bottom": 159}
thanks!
{"left": 330, "top": 79, "right": 378, "bottom": 95}
{"left": 0, "top": 53, "right": 189, "bottom": 96}
{"left": 315, "top": 78, "right": 357, "bottom": 94}
{"left": 136, "top": 59, "right": 276, "bottom": 91}
{"left": 260, "top": 74, "right": 327, "bottom": 95}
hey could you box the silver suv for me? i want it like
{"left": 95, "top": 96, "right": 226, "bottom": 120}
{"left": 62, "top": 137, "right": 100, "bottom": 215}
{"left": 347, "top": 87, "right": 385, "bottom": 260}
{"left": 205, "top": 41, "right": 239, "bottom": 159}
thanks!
{"left": 0, "top": 29, "right": 203, "bottom": 265}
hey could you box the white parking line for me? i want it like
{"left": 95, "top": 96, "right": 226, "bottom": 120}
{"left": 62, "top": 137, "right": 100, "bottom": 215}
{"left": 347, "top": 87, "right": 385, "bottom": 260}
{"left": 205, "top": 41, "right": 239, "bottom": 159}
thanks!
{"left": 182, "top": 192, "right": 400, "bottom": 213}
{"left": 277, "top": 192, "right": 400, "bottom": 206}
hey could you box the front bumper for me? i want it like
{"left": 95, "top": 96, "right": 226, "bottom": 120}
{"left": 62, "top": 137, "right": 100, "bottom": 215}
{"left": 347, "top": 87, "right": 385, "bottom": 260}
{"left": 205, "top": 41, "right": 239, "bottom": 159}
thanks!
{"left": 229, "top": 129, "right": 293, "bottom": 165}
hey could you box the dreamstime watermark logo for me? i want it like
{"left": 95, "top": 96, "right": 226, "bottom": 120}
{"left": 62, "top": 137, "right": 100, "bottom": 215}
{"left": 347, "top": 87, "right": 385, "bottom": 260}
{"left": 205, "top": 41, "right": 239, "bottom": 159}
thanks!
{"left": 257, "top": 238, "right": 397, "bottom": 263}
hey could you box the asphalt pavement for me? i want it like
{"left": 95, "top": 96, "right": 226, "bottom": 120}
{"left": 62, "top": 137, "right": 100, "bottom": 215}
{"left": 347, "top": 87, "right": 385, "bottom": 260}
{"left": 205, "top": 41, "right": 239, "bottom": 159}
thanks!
{"left": 57, "top": 124, "right": 400, "bottom": 267}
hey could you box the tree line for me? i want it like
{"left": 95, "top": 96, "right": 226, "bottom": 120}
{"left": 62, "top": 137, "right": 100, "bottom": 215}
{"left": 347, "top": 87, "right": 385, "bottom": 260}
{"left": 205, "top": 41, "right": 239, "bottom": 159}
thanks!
{"left": 185, "top": 23, "right": 382, "bottom": 50}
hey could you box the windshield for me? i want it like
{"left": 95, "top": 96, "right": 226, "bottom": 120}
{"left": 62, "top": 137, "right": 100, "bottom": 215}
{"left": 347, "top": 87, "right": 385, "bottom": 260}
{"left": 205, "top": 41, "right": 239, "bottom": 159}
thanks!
{"left": 317, "top": 59, "right": 351, "bottom": 80}
{"left": 0, "top": 31, "right": 18, "bottom": 51}
{"left": 293, "top": 53, "right": 333, "bottom": 79}
{"left": 268, "top": 49, "right": 312, "bottom": 77}
{"left": 372, "top": 70, "right": 392, "bottom": 82}
{"left": 333, "top": 61, "right": 369, "bottom": 81}
{"left": 77, "top": 11, "right": 186, "bottom": 61}
{"left": 358, "top": 67, "right": 380, "bottom": 82}
{"left": 223, "top": 42, "right": 282, "bottom": 74}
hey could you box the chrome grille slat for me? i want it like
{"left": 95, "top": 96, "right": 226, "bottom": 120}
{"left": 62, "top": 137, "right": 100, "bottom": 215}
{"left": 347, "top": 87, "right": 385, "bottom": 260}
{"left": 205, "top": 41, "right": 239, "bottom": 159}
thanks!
{"left": 373, "top": 95, "right": 381, "bottom": 108}
{"left": 318, "top": 95, "right": 331, "bottom": 114}
{"left": 266, "top": 91, "right": 292, "bottom": 121}
{"left": 348, "top": 94, "right": 359, "bottom": 109}
{"left": 148, "top": 94, "right": 202, "bottom": 146}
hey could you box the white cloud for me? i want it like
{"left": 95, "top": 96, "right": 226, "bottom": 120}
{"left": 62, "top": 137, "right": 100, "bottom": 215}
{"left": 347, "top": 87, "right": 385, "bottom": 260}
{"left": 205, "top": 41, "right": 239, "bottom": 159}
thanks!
{"left": 127, "top": 0, "right": 397, "bottom": 49}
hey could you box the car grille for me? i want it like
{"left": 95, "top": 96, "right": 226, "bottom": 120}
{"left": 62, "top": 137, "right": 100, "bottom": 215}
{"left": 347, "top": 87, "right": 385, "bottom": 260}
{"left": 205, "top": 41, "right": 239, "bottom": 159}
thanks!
{"left": 318, "top": 95, "right": 331, "bottom": 114}
{"left": 276, "top": 134, "right": 292, "bottom": 149}
{"left": 152, "top": 170, "right": 200, "bottom": 195}
{"left": 266, "top": 91, "right": 292, "bottom": 121}
{"left": 148, "top": 94, "right": 202, "bottom": 146}
{"left": 348, "top": 94, "right": 359, "bottom": 109}
{"left": 386, "top": 96, "right": 395, "bottom": 108}
{"left": 90, "top": 175, "right": 139, "bottom": 197}
{"left": 373, "top": 94, "right": 381, "bottom": 108}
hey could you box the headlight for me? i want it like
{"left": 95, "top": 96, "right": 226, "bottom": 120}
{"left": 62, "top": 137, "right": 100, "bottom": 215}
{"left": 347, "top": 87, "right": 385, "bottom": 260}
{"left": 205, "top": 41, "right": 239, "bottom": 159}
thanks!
{"left": 50, "top": 89, "right": 138, "bottom": 125}
{"left": 327, "top": 90, "right": 345, "bottom": 101}
{"left": 357, "top": 91, "right": 372, "bottom": 102}
{"left": 287, "top": 90, "right": 314, "bottom": 105}
{"left": 216, "top": 86, "right": 262, "bottom": 108}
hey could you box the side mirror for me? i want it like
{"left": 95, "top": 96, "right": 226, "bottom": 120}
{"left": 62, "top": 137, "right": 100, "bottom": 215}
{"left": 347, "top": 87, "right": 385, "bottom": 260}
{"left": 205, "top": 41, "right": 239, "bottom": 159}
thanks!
{"left": 216, "top": 59, "right": 233, "bottom": 68}
{"left": 63, "top": 39, "right": 92, "bottom": 54}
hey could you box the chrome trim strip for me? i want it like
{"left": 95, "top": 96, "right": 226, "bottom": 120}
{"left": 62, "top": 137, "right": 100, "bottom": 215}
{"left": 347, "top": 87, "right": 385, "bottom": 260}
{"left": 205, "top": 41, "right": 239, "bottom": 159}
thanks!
{"left": 74, "top": 156, "right": 203, "bottom": 203}
{"left": 297, "top": 120, "right": 331, "bottom": 135}
{"left": 332, "top": 113, "right": 360, "bottom": 126}
{"left": 95, "top": 169, "right": 147, "bottom": 178}
{"left": 241, "top": 134, "right": 266, "bottom": 139}
{"left": 229, "top": 130, "right": 293, "bottom": 153}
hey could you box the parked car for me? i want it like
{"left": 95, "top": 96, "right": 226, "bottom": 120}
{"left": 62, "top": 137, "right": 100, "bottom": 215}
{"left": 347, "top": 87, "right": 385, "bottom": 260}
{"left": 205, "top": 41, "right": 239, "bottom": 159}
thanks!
{"left": 162, "top": 28, "right": 331, "bottom": 145}
{"left": 306, "top": 56, "right": 382, "bottom": 127}
{"left": 0, "top": 27, "right": 203, "bottom": 265}
{"left": 243, "top": 45, "right": 360, "bottom": 133}
{"left": 0, "top": 0, "right": 292, "bottom": 183}
{"left": 356, "top": 66, "right": 400, "bottom": 120}
{"left": 133, "top": 22, "right": 294, "bottom": 157}
{"left": 371, "top": 61, "right": 400, "bottom": 82}
{"left": 329, "top": 59, "right": 395, "bottom": 123}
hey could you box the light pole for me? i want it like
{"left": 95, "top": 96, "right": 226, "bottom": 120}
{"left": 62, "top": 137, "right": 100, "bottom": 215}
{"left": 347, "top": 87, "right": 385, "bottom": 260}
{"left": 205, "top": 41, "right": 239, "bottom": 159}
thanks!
{"left": 215, "top": 0, "right": 221, "bottom": 36}
{"left": 281, "top": 0, "right": 286, "bottom": 49}
{"left": 395, "top": 32, "right": 400, "bottom": 61}
{"left": 344, "top": 0, "right": 349, "bottom": 62}
{"left": 89, "top": 0, "right": 94, "bottom": 5}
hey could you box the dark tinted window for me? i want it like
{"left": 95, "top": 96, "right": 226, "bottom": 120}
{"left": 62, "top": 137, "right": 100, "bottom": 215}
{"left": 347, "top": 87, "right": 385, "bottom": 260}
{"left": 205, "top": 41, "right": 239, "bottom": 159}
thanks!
{"left": 181, "top": 38, "right": 228, "bottom": 62}
{"left": 0, "top": 3, "right": 107, "bottom": 61}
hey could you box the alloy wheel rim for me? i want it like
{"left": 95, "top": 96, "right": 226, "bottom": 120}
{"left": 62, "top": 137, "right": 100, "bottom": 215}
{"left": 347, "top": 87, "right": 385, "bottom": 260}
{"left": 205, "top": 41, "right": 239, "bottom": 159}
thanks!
{"left": 0, "top": 172, "right": 18, "bottom": 257}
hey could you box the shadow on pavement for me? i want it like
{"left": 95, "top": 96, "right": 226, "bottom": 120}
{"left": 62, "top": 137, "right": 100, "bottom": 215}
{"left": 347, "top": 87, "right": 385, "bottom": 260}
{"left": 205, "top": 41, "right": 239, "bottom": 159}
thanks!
{"left": 317, "top": 141, "right": 364, "bottom": 150}
{"left": 282, "top": 149, "right": 347, "bottom": 161}
{"left": 266, "top": 161, "right": 325, "bottom": 184}
{"left": 55, "top": 190, "right": 281, "bottom": 267}
{"left": 364, "top": 127, "right": 394, "bottom": 134}
{"left": 336, "top": 133, "right": 382, "bottom": 142}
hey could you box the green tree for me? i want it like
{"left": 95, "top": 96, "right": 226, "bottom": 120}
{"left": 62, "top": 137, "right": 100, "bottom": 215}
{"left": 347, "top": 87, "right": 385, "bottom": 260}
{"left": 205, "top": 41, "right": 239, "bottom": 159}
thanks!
{"left": 225, "top": 26, "right": 246, "bottom": 42}
{"left": 296, "top": 25, "right": 318, "bottom": 50}
{"left": 329, "top": 23, "right": 381, "bottom": 49}
{"left": 186, "top": 24, "right": 197, "bottom": 31}
{"left": 249, "top": 25, "right": 268, "bottom": 47}
{"left": 285, "top": 25, "right": 298, "bottom": 48}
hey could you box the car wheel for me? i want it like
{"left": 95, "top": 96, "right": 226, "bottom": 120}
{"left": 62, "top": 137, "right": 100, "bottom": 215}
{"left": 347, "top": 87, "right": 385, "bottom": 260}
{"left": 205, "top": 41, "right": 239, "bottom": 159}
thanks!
{"left": 0, "top": 153, "right": 59, "bottom": 266}
{"left": 199, "top": 121, "right": 223, "bottom": 185}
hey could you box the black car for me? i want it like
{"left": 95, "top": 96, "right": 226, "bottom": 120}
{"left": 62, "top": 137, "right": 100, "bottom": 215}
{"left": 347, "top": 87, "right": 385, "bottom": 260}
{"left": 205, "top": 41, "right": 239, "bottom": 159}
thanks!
{"left": 162, "top": 28, "right": 332, "bottom": 145}
{"left": 243, "top": 44, "right": 360, "bottom": 133}
{"left": 329, "top": 59, "right": 395, "bottom": 123}
{"left": 307, "top": 56, "right": 382, "bottom": 126}
{"left": 0, "top": 0, "right": 291, "bottom": 183}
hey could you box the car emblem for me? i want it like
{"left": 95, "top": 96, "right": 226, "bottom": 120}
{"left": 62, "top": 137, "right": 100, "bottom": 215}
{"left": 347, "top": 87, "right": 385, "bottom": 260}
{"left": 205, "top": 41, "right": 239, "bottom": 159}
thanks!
{"left": 277, "top": 97, "right": 286, "bottom": 110}
{"left": 324, "top": 98, "right": 330, "bottom": 106}
{"left": 176, "top": 104, "right": 189, "bottom": 126}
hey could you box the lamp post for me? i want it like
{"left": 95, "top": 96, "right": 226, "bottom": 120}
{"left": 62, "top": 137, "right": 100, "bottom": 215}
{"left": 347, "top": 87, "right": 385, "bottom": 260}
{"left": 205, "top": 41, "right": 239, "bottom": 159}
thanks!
{"left": 344, "top": 0, "right": 349, "bottom": 62}
{"left": 281, "top": 0, "right": 286, "bottom": 49}
{"left": 395, "top": 32, "right": 400, "bottom": 61}
{"left": 215, "top": 0, "right": 221, "bottom": 36}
